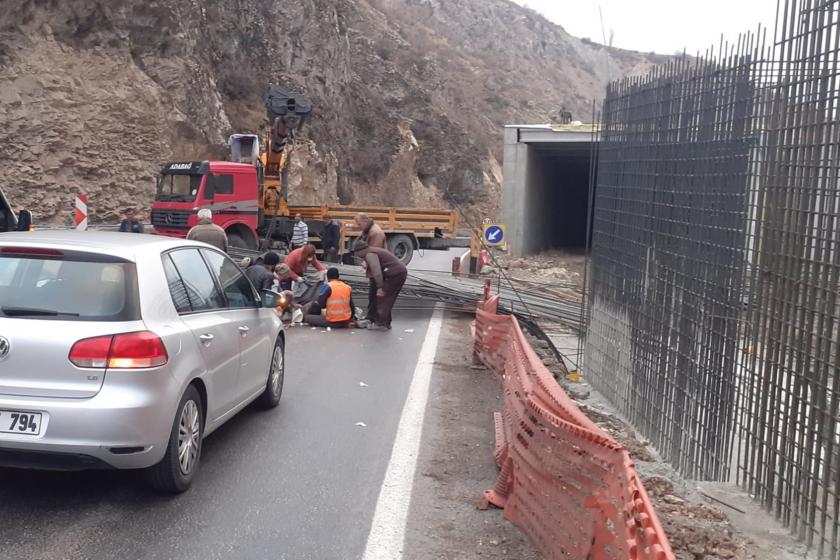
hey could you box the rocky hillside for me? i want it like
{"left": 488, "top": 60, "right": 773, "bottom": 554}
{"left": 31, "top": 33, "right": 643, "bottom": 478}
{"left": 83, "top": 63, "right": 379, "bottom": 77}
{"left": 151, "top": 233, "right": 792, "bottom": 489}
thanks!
{"left": 0, "top": 0, "right": 667, "bottom": 225}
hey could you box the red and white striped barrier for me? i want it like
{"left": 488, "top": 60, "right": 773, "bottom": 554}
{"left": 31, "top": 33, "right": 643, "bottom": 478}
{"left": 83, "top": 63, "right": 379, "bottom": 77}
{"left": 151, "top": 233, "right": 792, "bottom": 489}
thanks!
{"left": 74, "top": 195, "right": 88, "bottom": 230}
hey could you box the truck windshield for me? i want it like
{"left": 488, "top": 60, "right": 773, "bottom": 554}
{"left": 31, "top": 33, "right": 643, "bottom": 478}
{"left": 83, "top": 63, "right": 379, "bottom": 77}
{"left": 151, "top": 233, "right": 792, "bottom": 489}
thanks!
{"left": 156, "top": 173, "right": 203, "bottom": 202}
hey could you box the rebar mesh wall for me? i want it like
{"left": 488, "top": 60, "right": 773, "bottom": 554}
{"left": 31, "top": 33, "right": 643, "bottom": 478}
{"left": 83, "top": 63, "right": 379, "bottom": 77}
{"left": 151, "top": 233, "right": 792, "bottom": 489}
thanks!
{"left": 585, "top": 47, "right": 761, "bottom": 481}
{"left": 737, "top": 2, "right": 840, "bottom": 555}
{"left": 585, "top": 1, "right": 840, "bottom": 555}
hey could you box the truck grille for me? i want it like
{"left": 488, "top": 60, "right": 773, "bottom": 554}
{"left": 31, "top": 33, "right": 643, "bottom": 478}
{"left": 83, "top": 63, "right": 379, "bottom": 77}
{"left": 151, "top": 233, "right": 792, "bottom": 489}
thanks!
{"left": 151, "top": 210, "right": 191, "bottom": 230}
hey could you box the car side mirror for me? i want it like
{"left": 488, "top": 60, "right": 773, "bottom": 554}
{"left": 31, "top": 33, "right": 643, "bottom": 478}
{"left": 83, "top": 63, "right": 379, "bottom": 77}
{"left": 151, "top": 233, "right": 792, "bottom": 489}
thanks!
{"left": 262, "top": 289, "right": 286, "bottom": 309}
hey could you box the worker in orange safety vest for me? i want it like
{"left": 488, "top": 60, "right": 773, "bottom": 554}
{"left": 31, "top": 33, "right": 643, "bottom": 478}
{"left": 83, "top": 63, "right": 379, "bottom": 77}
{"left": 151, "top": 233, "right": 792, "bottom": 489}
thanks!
{"left": 302, "top": 267, "right": 355, "bottom": 328}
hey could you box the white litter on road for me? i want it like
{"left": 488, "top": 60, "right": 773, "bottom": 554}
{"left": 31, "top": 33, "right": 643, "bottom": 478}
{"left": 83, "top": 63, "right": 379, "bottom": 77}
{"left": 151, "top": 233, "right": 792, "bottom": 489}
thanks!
{"left": 355, "top": 422, "right": 367, "bottom": 428}
{"left": 360, "top": 382, "right": 369, "bottom": 387}
{"left": 404, "top": 329, "right": 415, "bottom": 333}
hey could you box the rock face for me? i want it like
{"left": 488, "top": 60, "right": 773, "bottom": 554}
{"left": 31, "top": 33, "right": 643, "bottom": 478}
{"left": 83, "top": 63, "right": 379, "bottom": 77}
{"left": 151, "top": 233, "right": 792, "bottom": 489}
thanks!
{"left": 0, "top": 0, "right": 667, "bottom": 225}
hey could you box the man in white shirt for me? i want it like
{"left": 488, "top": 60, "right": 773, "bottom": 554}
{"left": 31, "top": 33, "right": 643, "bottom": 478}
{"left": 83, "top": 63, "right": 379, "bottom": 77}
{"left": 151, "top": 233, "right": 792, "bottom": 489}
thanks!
{"left": 290, "top": 213, "right": 308, "bottom": 249}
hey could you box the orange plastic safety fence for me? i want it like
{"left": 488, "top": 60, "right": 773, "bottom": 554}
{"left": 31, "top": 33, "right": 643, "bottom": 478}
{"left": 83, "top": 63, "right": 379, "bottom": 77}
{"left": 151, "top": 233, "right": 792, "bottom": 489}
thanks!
{"left": 474, "top": 297, "right": 674, "bottom": 560}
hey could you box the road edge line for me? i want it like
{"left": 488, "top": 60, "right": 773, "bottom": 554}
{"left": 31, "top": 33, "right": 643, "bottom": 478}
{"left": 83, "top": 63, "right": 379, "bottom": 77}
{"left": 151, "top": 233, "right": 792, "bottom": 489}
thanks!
{"left": 361, "top": 307, "right": 444, "bottom": 560}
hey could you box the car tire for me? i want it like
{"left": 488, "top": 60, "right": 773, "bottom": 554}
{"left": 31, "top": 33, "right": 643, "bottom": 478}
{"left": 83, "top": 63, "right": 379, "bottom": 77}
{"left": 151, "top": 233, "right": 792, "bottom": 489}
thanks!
{"left": 144, "top": 385, "right": 204, "bottom": 493}
{"left": 257, "top": 337, "right": 285, "bottom": 409}
{"left": 388, "top": 234, "right": 414, "bottom": 265}
{"left": 228, "top": 232, "right": 249, "bottom": 250}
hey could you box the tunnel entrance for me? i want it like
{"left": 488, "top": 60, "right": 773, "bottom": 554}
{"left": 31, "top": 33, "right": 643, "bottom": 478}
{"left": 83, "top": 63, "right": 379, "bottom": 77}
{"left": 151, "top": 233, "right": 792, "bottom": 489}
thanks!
{"left": 502, "top": 125, "right": 598, "bottom": 257}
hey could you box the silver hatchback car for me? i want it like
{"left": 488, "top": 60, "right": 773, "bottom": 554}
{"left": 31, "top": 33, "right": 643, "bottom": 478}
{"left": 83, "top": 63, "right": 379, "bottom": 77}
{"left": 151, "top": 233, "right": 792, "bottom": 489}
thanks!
{"left": 0, "top": 231, "right": 285, "bottom": 492}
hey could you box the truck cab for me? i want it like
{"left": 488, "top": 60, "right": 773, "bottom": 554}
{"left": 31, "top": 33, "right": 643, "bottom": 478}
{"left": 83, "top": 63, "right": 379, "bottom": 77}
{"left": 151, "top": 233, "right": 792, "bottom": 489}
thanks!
{"left": 151, "top": 161, "right": 260, "bottom": 249}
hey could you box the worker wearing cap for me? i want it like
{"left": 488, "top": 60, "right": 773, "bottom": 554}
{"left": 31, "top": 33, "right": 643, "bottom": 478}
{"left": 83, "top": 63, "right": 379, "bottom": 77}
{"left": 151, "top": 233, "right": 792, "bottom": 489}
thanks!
{"left": 352, "top": 240, "right": 407, "bottom": 331}
{"left": 303, "top": 268, "right": 355, "bottom": 328}
{"left": 245, "top": 251, "right": 281, "bottom": 292}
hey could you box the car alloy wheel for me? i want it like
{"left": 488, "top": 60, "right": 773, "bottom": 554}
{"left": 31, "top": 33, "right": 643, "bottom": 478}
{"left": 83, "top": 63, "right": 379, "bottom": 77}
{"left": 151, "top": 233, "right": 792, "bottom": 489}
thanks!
{"left": 178, "top": 400, "right": 201, "bottom": 475}
{"left": 270, "top": 345, "right": 284, "bottom": 399}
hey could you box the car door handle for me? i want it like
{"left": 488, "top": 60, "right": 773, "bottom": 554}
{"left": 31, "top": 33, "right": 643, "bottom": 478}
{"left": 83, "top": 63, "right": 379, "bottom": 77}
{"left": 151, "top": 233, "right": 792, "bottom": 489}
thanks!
{"left": 199, "top": 333, "right": 215, "bottom": 344}
{"left": 238, "top": 326, "right": 250, "bottom": 335}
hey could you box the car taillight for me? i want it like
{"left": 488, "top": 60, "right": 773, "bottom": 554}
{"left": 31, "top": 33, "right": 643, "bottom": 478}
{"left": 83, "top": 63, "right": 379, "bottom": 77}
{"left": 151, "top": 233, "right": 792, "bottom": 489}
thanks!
{"left": 68, "top": 336, "right": 112, "bottom": 368}
{"left": 69, "top": 331, "right": 168, "bottom": 369}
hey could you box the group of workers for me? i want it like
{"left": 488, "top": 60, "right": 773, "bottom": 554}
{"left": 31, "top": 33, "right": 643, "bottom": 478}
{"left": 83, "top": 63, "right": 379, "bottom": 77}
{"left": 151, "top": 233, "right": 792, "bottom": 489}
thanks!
{"left": 118, "top": 207, "right": 406, "bottom": 331}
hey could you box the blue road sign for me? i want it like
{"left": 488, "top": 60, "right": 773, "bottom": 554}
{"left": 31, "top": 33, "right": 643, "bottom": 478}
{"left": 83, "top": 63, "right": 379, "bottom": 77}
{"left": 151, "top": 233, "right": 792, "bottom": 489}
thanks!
{"left": 483, "top": 224, "right": 506, "bottom": 246}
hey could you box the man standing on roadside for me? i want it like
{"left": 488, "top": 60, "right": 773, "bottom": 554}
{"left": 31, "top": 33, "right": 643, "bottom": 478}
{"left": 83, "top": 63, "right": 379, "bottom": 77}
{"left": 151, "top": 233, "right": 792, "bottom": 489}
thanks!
{"left": 118, "top": 208, "right": 144, "bottom": 234}
{"left": 352, "top": 240, "right": 407, "bottom": 331}
{"left": 187, "top": 208, "right": 229, "bottom": 252}
{"left": 290, "top": 213, "right": 309, "bottom": 250}
{"left": 321, "top": 213, "right": 341, "bottom": 263}
{"left": 354, "top": 213, "right": 388, "bottom": 323}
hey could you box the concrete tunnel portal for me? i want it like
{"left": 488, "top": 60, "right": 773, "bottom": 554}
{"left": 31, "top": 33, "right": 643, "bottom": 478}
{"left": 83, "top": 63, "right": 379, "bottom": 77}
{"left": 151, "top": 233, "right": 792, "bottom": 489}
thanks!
{"left": 502, "top": 125, "right": 598, "bottom": 257}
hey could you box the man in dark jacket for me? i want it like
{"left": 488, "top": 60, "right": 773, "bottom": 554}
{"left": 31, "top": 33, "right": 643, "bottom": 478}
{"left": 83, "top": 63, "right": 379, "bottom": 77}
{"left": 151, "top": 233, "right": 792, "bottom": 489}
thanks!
{"left": 118, "top": 208, "right": 144, "bottom": 234}
{"left": 352, "top": 240, "right": 407, "bottom": 330}
{"left": 321, "top": 213, "right": 341, "bottom": 263}
{"left": 245, "top": 252, "right": 281, "bottom": 292}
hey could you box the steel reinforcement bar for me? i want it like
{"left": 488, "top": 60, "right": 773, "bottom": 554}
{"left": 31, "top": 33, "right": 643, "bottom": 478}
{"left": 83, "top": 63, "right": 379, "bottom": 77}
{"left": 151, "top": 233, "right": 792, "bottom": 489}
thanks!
{"left": 584, "top": 1, "right": 840, "bottom": 556}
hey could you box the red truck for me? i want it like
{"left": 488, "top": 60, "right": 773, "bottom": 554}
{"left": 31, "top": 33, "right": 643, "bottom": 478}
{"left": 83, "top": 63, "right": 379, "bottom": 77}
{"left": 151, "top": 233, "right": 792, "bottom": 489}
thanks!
{"left": 151, "top": 160, "right": 261, "bottom": 250}
{"left": 150, "top": 159, "right": 467, "bottom": 263}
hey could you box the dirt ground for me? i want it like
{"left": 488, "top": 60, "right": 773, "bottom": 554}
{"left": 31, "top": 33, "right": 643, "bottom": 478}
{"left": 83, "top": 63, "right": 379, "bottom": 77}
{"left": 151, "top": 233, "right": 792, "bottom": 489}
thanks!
{"left": 491, "top": 250, "right": 586, "bottom": 295}
{"left": 404, "top": 313, "right": 538, "bottom": 560}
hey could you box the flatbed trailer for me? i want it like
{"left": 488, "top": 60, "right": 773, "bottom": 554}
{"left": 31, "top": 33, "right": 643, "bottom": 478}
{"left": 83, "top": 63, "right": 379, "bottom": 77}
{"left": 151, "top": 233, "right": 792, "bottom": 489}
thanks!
{"left": 290, "top": 205, "right": 469, "bottom": 263}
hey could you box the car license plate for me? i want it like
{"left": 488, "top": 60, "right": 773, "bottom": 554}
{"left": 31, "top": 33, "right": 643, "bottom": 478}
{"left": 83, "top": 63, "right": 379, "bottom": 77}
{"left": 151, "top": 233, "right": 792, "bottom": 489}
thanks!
{"left": 0, "top": 410, "right": 42, "bottom": 436}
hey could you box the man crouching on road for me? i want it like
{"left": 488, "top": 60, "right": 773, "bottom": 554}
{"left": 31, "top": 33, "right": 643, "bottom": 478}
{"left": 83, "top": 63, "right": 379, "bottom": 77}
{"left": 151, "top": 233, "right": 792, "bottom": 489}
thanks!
{"left": 187, "top": 209, "right": 229, "bottom": 252}
{"left": 352, "top": 240, "right": 407, "bottom": 331}
{"left": 303, "top": 268, "right": 355, "bottom": 328}
{"left": 354, "top": 212, "right": 387, "bottom": 324}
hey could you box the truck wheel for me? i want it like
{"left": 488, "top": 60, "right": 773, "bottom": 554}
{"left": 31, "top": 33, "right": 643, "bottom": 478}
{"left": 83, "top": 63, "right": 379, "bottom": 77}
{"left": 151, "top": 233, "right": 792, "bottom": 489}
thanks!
{"left": 228, "top": 233, "right": 251, "bottom": 250}
{"left": 388, "top": 234, "right": 414, "bottom": 265}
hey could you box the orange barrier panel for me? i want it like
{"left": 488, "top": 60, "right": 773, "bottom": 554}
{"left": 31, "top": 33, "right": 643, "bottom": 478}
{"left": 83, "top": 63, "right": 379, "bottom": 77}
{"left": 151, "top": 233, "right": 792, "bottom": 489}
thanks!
{"left": 474, "top": 296, "right": 674, "bottom": 560}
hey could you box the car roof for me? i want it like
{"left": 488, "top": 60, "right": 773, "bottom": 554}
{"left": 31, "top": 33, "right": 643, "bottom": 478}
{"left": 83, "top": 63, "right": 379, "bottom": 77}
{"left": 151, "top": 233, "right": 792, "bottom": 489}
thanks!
{"left": 0, "top": 231, "right": 201, "bottom": 261}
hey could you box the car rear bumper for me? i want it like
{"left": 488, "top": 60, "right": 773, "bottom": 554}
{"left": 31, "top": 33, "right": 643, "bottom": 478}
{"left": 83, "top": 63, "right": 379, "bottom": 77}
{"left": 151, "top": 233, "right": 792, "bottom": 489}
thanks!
{"left": 0, "top": 369, "right": 181, "bottom": 470}
{"left": 0, "top": 448, "right": 114, "bottom": 470}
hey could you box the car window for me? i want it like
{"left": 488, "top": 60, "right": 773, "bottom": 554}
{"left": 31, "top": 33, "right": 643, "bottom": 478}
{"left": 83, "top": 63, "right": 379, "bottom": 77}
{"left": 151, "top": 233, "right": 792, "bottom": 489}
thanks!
{"left": 162, "top": 255, "right": 192, "bottom": 313}
{"left": 167, "top": 249, "right": 226, "bottom": 312}
{"left": 0, "top": 253, "right": 138, "bottom": 321}
{"left": 201, "top": 249, "right": 258, "bottom": 308}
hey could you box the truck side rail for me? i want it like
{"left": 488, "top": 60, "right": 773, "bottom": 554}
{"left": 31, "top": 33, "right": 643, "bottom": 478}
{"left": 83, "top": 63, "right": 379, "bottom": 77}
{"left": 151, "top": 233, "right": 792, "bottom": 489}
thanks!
{"left": 289, "top": 205, "right": 459, "bottom": 236}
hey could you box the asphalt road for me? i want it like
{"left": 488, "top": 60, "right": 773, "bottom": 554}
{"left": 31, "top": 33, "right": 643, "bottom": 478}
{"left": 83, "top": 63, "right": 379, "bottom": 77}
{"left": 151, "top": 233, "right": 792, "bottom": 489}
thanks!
{"left": 0, "top": 309, "right": 437, "bottom": 560}
{"left": 408, "top": 248, "right": 468, "bottom": 275}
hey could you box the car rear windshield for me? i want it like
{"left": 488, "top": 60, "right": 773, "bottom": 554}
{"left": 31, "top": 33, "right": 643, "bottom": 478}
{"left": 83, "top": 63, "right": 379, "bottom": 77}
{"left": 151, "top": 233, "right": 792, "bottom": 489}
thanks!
{"left": 0, "top": 251, "right": 140, "bottom": 321}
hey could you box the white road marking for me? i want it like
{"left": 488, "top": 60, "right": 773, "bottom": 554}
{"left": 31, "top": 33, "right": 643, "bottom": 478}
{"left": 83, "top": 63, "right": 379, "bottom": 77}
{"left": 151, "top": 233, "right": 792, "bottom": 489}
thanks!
{"left": 362, "top": 307, "right": 444, "bottom": 560}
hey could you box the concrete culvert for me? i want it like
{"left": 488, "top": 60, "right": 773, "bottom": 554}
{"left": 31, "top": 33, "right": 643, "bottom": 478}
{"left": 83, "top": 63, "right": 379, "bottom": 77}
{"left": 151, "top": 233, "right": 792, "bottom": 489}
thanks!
{"left": 502, "top": 124, "right": 598, "bottom": 257}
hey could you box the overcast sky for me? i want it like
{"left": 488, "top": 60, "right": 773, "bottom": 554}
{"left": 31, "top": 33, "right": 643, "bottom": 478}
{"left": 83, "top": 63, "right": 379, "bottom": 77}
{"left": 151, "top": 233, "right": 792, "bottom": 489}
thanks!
{"left": 511, "top": 0, "right": 778, "bottom": 55}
